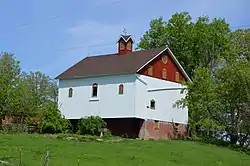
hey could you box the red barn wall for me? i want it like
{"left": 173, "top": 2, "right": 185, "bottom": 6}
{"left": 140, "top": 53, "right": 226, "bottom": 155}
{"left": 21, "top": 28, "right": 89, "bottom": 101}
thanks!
{"left": 138, "top": 50, "right": 184, "bottom": 83}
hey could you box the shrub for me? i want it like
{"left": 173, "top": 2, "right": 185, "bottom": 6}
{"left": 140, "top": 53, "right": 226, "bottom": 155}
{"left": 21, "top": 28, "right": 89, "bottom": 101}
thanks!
{"left": 1, "top": 124, "right": 28, "bottom": 133}
{"left": 103, "top": 129, "right": 112, "bottom": 138}
{"left": 78, "top": 116, "right": 106, "bottom": 136}
{"left": 39, "top": 104, "right": 72, "bottom": 134}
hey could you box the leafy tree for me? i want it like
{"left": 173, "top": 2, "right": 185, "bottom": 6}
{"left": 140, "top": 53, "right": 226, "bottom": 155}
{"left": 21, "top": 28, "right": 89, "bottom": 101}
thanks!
{"left": 0, "top": 53, "right": 21, "bottom": 118}
{"left": 19, "top": 71, "right": 58, "bottom": 117}
{"left": 0, "top": 52, "right": 59, "bottom": 126}
{"left": 175, "top": 68, "right": 225, "bottom": 138}
{"left": 176, "top": 59, "right": 250, "bottom": 146}
{"left": 138, "top": 12, "right": 232, "bottom": 77}
{"left": 231, "top": 28, "right": 250, "bottom": 60}
{"left": 215, "top": 59, "right": 250, "bottom": 145}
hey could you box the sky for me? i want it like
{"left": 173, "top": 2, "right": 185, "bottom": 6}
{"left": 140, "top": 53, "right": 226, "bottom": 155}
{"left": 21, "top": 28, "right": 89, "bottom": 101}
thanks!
{"left": 0, "top": 0, "right": 249, "bottom": 78}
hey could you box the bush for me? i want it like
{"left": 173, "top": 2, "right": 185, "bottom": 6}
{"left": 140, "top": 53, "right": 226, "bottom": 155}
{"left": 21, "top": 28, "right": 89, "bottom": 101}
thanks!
{"left": 39, "top": 104, "right": 72, "bottom": 134}
{"left": 78, "top": 116, "right": 106, "bottom": 136}
{"left": 1, "top": 124, "right": 28, "bottom": 133}
{"left": 103, "top": 129, "right": 112, "bottom": 138}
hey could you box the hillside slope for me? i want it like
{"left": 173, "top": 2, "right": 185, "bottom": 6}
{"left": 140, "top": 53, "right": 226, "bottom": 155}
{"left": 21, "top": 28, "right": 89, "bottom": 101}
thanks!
{"left": 0, "top": 134, "right": 249, "bottom": 166}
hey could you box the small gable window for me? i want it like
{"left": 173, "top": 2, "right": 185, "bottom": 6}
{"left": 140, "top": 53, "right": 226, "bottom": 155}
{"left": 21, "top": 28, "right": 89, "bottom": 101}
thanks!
{"left": 92, "top": 83, "right": 98, "bottom": 97}
{"left": 68, "top": 88, "right": 73, "bottom": 98}
{"left": 150, "top": 99, "right": 155, "bottom": 109}
{"left": 118, "top": 84, "right": 124, "bottom": 95}
{"left": 148, "top": 65, "right": 153, "bottom": 76}
{"left": 162, "top": 55, "right": 168, "bottom": 64}
{"left": 175, "top": 72, "right": 180, "bottom": 82}
{"left": 162, "top": 68, "right": 167, "bottom": 79}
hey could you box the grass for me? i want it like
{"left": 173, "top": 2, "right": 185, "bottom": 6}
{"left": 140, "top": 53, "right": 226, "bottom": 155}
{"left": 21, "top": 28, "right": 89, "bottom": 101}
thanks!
{"left": 0, "top": 134, "right": 249, "bottom": 166}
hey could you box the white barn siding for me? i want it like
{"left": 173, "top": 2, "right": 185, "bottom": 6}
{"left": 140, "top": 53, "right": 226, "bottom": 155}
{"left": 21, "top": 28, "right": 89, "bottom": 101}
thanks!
{"left": 58, "top": 74, "right": 136, "bottom": 119}
{"left": 135, "top": 75, "right": 188, "bottom": 124}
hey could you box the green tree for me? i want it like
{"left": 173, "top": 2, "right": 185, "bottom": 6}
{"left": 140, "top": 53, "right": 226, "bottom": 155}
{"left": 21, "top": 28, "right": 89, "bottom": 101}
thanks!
{"left": 0, "top": 53, "right": 21, "bottom": 118}
{"left": 176, "top": 60, "right": 250, "bottom": 146}
{"left": 17, "top": 71, "right": 58, "bottom": 120}
{"left": 231, "top": 28, "right": 250, "bottom": 60}
{"left": 215, "top": 59, "right": 250, "bottom": 145}
{"left": 138, "top": 12, "right": 232, "bottom": 77}
{"left": 175, "top": 68, "right": 225, "bottom": 138}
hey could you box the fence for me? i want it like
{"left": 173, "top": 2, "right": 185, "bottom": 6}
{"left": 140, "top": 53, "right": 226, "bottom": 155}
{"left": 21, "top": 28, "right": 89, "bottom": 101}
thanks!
{"left": 0, "top": 150, "right": 79, "bottom": 166}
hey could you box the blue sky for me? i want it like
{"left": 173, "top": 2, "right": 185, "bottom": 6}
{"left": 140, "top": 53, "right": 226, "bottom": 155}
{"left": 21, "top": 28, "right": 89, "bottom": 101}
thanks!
{"left": 0, "top": 0, "right": 249, "bottom": 78}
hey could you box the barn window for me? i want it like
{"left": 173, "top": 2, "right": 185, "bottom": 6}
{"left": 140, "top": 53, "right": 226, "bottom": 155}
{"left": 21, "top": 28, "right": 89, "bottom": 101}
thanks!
{"left": 118, "top": 84, "right": 124, "bottom": 95}
{"left": 92, "top": 83, "right": 98, "bottom": 97}
{"left": 175, "top": 72, "right": 180, "bottom": 82}
{"left": 148, "top": 65, "right": 153, "bottom": 76}
{"left": 154, "top": 120, "right": 160, "bottom": 130}
{"left": 127, "top": 41, "right": 132, "bottom": 50}
{"left": 68, "top": 88, "right": 73, "bottom": 98}
{"left": 119, "top": 42, "right": 125, "bottom": 50}
{"left": 150, "top": 99, "right": 155, "bottom": 109}
{"left": 162, "top": 68, "right": 167, "bottom": 79}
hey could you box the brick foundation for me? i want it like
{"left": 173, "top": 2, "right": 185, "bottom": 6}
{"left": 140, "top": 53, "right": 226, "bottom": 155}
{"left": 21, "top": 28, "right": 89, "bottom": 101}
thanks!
{"left": 103, "top": 118, "right": 187, "bottom": 140}
{"left": 138, "top": 119, "right": 187, "bottom": 140}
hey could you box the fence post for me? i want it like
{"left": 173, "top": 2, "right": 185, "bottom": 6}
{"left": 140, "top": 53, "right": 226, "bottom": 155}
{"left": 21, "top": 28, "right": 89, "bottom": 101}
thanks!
{"left": 44, "top": 151, "right": 49, "bottom": 166}
{"left": 77, "top": 159, "right": 80, "bottom": 166}
{"left": 19, "top": 149, "right": 22, "bottom": 166}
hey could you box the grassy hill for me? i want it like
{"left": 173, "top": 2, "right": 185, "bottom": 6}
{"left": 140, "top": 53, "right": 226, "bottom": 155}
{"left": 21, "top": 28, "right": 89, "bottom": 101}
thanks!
{"left": 0, "top": 134, "right": 249, "bottom": 166}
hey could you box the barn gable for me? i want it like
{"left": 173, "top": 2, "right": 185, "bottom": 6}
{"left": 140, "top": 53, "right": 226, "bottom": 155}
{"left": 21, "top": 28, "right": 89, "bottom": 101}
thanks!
{"left": 137, "top": 49, "right": 185, "bottom": 83}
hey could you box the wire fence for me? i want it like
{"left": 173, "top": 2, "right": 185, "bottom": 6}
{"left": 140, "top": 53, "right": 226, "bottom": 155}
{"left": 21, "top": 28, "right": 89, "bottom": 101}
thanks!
{"left": 0, "top": 150, "right": 57, "bottom": 166}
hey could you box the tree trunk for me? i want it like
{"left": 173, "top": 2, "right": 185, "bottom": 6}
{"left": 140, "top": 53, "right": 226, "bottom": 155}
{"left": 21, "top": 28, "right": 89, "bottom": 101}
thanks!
{"left": 230, "top": 133, "right": 238, "bottom": 145}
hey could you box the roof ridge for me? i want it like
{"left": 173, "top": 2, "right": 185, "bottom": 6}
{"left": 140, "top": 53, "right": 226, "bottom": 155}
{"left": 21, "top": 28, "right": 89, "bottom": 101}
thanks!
{"left": 87, "top": 48, "right": 162, "bottom": 58}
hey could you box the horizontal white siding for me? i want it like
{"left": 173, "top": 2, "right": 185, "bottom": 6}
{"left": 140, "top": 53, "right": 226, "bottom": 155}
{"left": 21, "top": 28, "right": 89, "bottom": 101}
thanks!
{"left": 135, "top": 75, "right": 188, "bottom": 124}
{"left": 58, "top": 74, "right": 136, "bottom": 119}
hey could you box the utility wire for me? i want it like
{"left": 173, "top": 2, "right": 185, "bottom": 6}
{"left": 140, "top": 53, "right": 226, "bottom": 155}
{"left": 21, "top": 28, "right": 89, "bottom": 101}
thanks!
{"left": 59, "top": 40, "right": 139, "bottom": 52}
{"left": 59, "top": 43, "right": 116, "bottom": 51}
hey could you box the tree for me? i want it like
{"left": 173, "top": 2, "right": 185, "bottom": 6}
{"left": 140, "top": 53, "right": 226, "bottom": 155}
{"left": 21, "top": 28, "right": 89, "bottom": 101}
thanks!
{"left": 215, "top": 59, "right": 250, "bottom": 145}
{"left": 231, "top": 28, "right": 250, "bottom": 60}
{"left": 138, "top": 12, "right": 232, "bottom": 77}
{"left": 0, "top": 52, "right": 58, "bottom": 123}
{"left": 176, "top": 59, "right": 250, "bottom": 146}
{"left": 15, "top": 71, "right": 58, "bottom": 119}
{"left": 175, "top": 67, "right": 225, "bottom": 138}
{"left": 0, "top": 53, "right": 21, "bottom": 118}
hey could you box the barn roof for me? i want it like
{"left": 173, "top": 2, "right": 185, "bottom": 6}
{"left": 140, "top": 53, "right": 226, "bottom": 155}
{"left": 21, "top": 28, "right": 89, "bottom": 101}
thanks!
{"left": 55, "top": 47, "right": 191, "bottom": 81}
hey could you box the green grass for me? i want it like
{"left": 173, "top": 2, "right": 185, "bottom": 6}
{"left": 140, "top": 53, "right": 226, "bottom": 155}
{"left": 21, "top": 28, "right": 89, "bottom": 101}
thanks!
{"left": 0, "top": 134, "right": 249, "bottom": 166}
